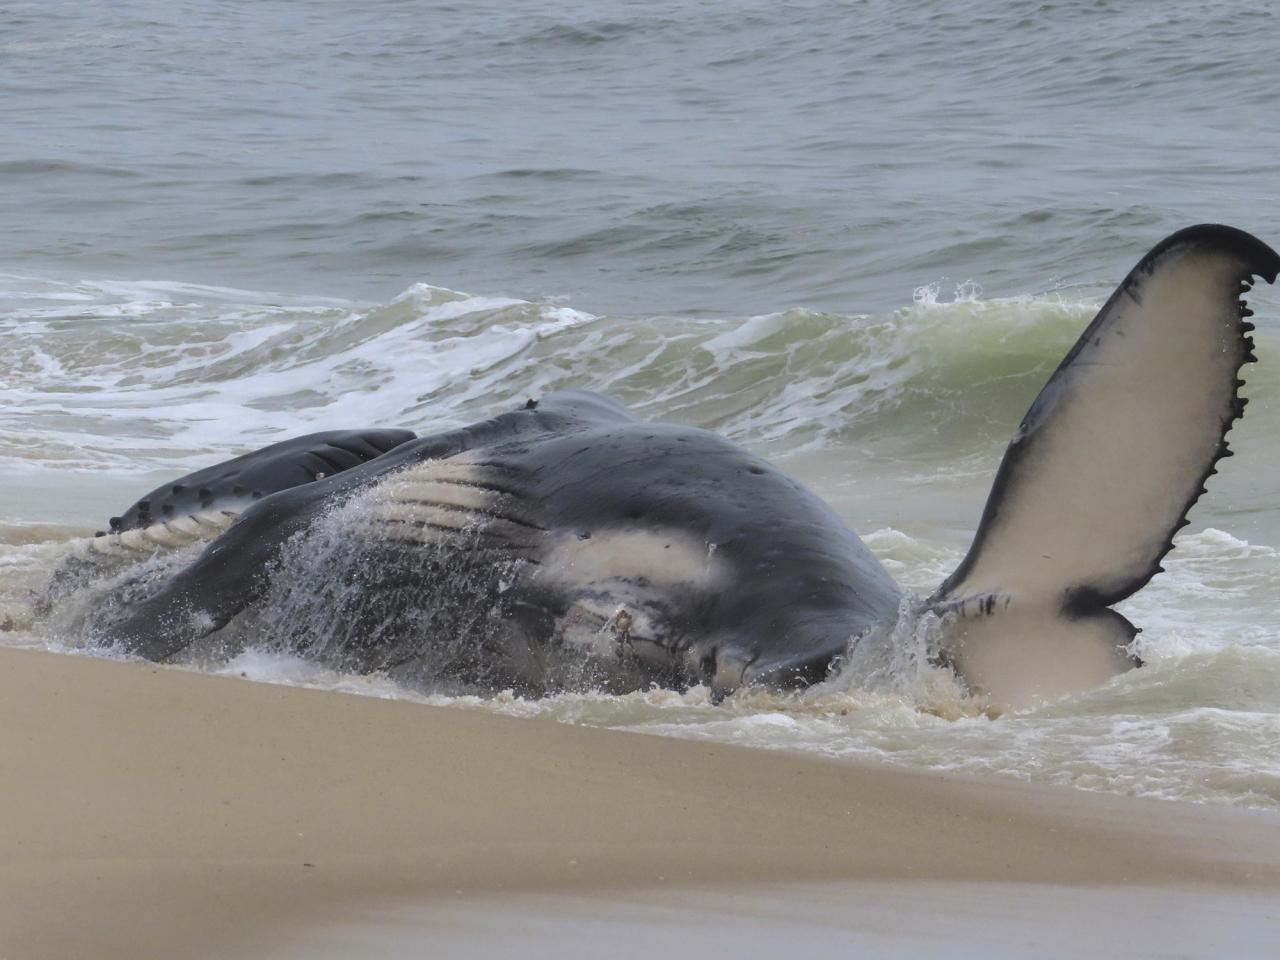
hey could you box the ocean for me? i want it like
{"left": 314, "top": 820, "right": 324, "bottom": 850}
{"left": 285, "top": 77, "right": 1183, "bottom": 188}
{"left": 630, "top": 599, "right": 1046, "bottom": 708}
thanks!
{"left": 3, "top": 0, "right": 1279, "bottom": 809}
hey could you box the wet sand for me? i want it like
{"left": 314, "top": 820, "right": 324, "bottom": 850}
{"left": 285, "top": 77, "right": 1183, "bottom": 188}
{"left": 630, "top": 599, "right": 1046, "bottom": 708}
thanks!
{"left": 273, "top": 883, "right": 1280, "bottom": 959}
{"left": 2, "top": 645, "right": 1278, "bottom": 959}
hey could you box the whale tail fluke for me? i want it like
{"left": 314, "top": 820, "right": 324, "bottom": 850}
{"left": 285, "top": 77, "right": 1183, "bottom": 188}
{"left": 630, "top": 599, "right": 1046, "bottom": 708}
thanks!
{"left": 931, "top": 225, "right": 1280, "bottom": 708}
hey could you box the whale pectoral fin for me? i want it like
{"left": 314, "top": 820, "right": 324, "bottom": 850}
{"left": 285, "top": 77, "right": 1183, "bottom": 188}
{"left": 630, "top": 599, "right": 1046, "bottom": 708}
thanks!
{"left": 936, "top": 599, "right": 1137, "bottom": 709}
{"left": 934, "top": 225, "right": 1280, "bottom": 707}
{"left": 111, "top": 428, "right": 416, "bottom": 533}
{"left": 49, "top": 430, "right": 417, "bottom": 612}
{"left": 104, "top": 485, "right": 325, "bottom": 661}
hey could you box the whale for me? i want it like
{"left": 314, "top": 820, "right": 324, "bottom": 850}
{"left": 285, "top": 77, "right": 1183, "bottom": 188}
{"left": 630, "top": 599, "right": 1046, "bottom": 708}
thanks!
{"left": 51, "top": 225, "right": 1279, "bottom": 708}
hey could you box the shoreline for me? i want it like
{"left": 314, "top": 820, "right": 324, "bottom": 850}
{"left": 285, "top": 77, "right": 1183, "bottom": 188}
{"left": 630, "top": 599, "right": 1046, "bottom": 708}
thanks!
{"left": 2, "top": 646, "right": 1279, "bottom": 958}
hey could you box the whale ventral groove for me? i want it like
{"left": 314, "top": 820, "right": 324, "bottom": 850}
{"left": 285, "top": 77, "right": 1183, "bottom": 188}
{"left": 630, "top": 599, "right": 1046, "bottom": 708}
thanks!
{"left": 58, "top": 224, "right": 1280, "bottom": 711}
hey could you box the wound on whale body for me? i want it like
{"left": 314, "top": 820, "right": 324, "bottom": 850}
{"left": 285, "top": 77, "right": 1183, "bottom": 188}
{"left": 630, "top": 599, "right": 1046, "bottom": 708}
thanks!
{"left": 52, "top": 225, "right": 1280, "bottom": 709}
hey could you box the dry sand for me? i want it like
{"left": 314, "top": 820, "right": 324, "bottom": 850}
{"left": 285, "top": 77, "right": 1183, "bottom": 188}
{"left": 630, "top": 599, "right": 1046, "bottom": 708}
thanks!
{"left": 2, "top": 645, "right": 1278, "bottom": 959}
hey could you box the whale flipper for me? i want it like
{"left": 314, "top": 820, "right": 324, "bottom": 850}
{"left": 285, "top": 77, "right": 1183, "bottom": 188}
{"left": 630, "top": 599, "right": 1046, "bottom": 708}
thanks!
{"left": 44, "top": 428, "right": 420, "bottom": 607}
{"left": 933, "top": 225, "right": 1280, "bottom": 707}
{"left": 109, "top": 428, "right": 417, "bottom": 533}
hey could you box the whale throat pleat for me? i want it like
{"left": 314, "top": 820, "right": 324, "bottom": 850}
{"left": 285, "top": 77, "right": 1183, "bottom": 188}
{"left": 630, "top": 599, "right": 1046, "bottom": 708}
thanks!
{"left": 344, "top": 459, "right": 541, "bottom": 552}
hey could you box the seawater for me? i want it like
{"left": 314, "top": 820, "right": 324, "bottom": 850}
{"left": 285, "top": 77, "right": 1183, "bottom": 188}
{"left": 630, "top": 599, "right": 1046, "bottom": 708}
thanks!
{"left": 3, "top": 0, "right": 1280, "bottom": 810}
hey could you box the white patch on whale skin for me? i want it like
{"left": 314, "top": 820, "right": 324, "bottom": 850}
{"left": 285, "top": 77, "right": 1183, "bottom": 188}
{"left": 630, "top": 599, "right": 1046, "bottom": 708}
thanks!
{"left": 534, "top": 529, "right": 725, "bottom": 590}
{"left": 534, "top": 530, "right": 726, "bottom": 675}
{"left": 553, "top": 598, "right": 663, "bottom": 661}
{"left": 70, "top": 509, "right": 241, "bottom": 560}
{"left": 941, "top": 601, "right": 1134, "bottom": 709}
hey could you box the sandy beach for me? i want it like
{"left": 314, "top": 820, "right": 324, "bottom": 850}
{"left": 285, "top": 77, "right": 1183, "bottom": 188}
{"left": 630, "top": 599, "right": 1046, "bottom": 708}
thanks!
{"left": 2, "top": 645, "right": 1278, "bottom": 958}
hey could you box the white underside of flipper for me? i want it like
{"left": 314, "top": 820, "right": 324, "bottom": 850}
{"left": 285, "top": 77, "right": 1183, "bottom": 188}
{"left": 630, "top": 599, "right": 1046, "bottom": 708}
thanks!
{"left": 68, "top": 509, "right": 242, "bottom": 562}
{"left": 933, "top": 225, "right": 1280, "bottom": 709}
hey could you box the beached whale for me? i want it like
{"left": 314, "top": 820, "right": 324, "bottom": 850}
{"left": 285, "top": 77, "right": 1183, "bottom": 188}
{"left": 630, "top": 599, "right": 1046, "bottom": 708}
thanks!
{"left": 54, "top": 225, "right": 1278, "bottom": 708}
